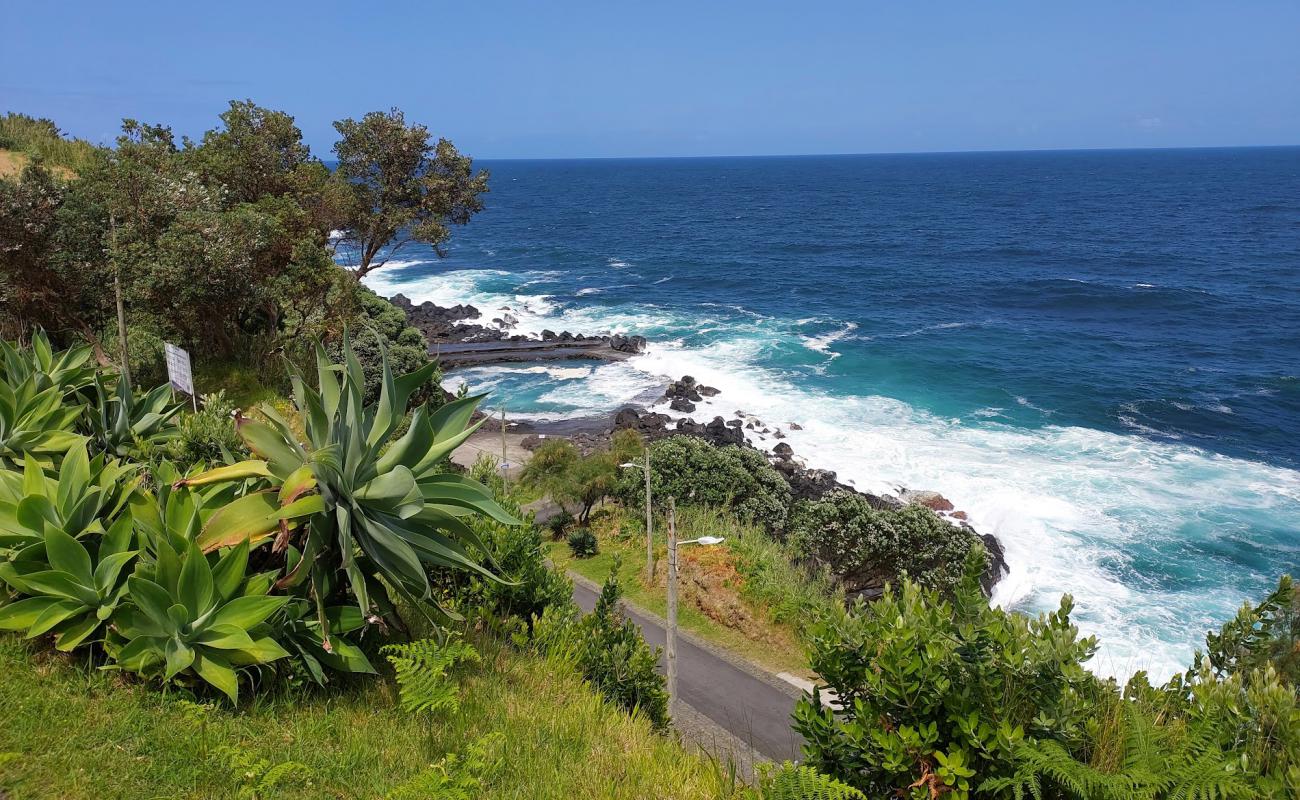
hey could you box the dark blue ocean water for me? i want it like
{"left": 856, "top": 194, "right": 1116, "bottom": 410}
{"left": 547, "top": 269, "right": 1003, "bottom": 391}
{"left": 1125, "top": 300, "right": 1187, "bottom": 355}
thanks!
{"left": 359, "top": 148, "right": 1300, "bottom": 678}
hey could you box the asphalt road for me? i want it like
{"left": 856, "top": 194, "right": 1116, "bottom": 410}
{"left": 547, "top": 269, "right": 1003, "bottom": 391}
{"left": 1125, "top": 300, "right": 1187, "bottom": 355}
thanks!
{"left": 572, "top": 579, "right": 805, "bottom": 762}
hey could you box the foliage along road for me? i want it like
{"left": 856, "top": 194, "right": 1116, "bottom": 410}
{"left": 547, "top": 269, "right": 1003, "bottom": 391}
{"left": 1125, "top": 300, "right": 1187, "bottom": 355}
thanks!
{"left": 571, "top": 576, "right": 805, "bottom": 763}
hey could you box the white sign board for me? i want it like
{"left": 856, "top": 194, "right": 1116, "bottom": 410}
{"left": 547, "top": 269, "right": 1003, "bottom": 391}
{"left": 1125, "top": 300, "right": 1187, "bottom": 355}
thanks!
{"left": 163, "top": 343, "right": 194, "bottom": 396}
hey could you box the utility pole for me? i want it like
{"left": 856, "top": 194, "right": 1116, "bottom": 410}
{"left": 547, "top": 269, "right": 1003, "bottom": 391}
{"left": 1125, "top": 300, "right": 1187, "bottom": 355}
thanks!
{"left": 644, "top": 448, "right": 654, "bottom": 583}
{"left": 110, "top": 214, "right": 131, "bottom": 386}
{"left": 499, "top": 404, "right": 508, "bottom": 490}
{"left": 666, "top": 495, "right": 678, "bottom": 711}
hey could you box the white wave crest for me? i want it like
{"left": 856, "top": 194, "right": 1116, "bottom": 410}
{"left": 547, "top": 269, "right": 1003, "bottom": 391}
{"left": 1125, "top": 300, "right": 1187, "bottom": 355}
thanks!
{"left": 801, "top": 322, "right": 859, "bottom": 356}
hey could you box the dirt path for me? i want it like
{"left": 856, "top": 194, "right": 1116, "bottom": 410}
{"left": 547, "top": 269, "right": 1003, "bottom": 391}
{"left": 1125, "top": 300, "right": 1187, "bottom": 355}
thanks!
{"left": 450, "top": 429, "right": 537, "bottom": 478}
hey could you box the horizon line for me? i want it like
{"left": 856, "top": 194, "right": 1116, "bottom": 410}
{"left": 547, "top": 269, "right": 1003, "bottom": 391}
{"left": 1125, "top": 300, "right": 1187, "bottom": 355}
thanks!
{"left": 465, "top": 142, "right": 1300, "bottom": 163}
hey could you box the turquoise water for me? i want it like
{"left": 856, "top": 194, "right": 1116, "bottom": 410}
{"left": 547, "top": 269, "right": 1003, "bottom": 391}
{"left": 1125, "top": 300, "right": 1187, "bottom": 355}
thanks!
{"left": 357, "top": 148, "right": 1300, "bottom": 680}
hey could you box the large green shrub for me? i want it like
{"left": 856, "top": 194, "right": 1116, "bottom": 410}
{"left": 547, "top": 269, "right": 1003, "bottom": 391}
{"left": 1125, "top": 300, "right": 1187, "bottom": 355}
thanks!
{"left": 107, "top": 324, "right": 167, "bottom": 388}
{"left": 617, "top": 436, "right": 791, "bottom": 532}
{"left": 525, "top": 567, "right": 668, "bottom": 732}
{"left": 788, "top": 489, "right": 986, "bottom": 597}
{"left": 447, "top": 455, "right": 573, "bottom": 632}
{"left": 794, "top": 550, "right": 1099, "bottom": 799}
{"left": 795, "top": 549, "right": 1300, "bottom": 799}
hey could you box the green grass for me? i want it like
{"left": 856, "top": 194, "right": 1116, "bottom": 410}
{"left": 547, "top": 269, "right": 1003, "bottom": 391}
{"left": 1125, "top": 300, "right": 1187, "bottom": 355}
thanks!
{"left": 192, "top": 362, "right": 286, "bottom": 409}
{"left": 547, "top": 504, "right": 838, "bottom": 677}
{"left": 0, "top": 635, "right": 740, "bottom": 800}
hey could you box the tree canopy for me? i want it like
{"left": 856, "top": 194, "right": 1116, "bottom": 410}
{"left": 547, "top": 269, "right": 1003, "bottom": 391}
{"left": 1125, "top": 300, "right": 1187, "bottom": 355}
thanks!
{"left": 0, "top": 101, "right": 483, "bottom": 395}
{"left": 332, "top": 108, "right": 488, "bottom": 278}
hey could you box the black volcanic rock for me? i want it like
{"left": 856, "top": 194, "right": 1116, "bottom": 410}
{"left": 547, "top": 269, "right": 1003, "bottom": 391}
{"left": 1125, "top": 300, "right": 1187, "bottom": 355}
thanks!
{"left": 981, "top": 533, "right": 1010, "bottom": 593}
{"left": 609, "top": 334, "right": 647, "bottom": 354}
{"left": 664, "top": 375, "right": 704, "bottom": 403}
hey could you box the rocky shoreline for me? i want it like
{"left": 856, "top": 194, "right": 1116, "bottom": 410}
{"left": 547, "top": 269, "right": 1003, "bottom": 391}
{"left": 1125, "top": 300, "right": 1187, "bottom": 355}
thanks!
{"left": 390, "top": 293, "right": 646, "bottom": 364}
{"left": 394, "top": 294, "right": 1009, "bottom": 592}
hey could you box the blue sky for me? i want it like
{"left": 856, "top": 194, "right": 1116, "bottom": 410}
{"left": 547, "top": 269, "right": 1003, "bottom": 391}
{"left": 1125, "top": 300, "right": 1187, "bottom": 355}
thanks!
{"left": 6, "top": 1, "right": 1299, "bottom": 159}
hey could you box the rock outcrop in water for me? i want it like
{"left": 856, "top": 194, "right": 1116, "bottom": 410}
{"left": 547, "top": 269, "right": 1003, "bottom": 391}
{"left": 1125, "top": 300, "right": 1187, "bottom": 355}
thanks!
{"left": 389, "top": 294, "right": 647, "bottom": 364}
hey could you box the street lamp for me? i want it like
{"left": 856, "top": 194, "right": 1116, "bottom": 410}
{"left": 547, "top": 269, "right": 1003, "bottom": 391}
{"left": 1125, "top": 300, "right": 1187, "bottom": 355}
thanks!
{"left": 664, "top": 495, "right": 723, "bottom": 712}
{"left": 619, "top": 450, "right": 654, "bottom": 583}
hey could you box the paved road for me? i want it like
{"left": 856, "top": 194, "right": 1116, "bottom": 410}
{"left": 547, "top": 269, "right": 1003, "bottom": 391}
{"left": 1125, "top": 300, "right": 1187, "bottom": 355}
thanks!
{"left": 572, "top": 579, "right": 805, "bottom": 762}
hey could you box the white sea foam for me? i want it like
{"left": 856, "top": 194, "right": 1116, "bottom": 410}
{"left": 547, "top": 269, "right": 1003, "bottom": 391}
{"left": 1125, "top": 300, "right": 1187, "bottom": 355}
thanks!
{"left": 364, "top": 263, "right": 1300, "bottom": 682}
{"left": 622, "top": 339, "right": 1300, "bottom": 680}
{"left": 801, "top": 322, "right": 859, "bottom": 356}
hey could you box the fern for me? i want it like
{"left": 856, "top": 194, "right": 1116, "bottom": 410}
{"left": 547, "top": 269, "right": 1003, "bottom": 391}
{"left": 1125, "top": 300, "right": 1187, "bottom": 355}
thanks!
{"left": 385, "top": 733, "right": 504, "bottom": 800}
{"left": 761, "top": 762, "right": 867, "bottom": 800}
{"left": 382, "top": 637, "right": 481, "bottom": 715}
{"left": 215, "top": 746, "right": 311, "bottom": 800}
{"left": 981, "top": 707, "right": 1258, "bottom": 800}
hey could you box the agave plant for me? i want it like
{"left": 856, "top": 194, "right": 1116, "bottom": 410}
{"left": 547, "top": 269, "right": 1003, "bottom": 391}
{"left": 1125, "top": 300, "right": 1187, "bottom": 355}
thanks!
{"left": 0, "top": 329, "right": 96, "bottom": 395}
{"left": 111, "top": 538, "right": 289, "bottom": 702}
{"left": 178, "top": 338, "right": 519, "bottom": 631}
{"left": 85, "top": 373, "right": 183, "bottom": 459}
{"left": 0, "top": 447, "right": 140, "bottom": 558}
{"left": 272, "top": 596, "right": 376, "bottom": 685}
{"left": 0, "top": 516, "right": 136, "bottom": 651}
{"left": 0, "top": 370, "right": 86, "bottom": 468}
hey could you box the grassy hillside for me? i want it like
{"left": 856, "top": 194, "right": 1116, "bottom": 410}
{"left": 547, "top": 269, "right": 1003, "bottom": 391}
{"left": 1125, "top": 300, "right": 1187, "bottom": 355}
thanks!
{"left": 0, "top": 112, "right": 100, "bottom": 176}
{"left": 548, "top": 504, "right": 838, "bottom": 676}
{"left": 0, "top": 635, "right": 739, "bottom": 800}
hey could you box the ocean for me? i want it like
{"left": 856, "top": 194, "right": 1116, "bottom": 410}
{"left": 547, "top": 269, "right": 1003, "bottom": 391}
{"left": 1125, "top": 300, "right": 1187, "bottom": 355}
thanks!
{"left": 358, "top": 147, "right": 1300, "bottom": 681}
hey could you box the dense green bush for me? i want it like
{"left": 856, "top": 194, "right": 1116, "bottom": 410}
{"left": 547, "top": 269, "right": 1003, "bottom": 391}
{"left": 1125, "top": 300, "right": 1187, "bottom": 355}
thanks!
{"left": 795, "top": 550, "right": 1103, "bottom": 798}
{"left": 567, "top": 528, "right": 599, "bottom": 558}
{"left": 616, "top": 436, "right": 791, "bottom": 532}
{"left": 788, "top": 489, "right": 986, "bottom": 597}
{"left": 110, "top": 324, "right": 167, "bottom": 388}
{"left": 163, "top": 390, "right": 245, "bottom": 466}
{"left": 448, "top": 454, "right": 573, "bottom": 632}
{"left": 533, "top": 568, "right": 670, "bottom": 732}
{"left": 795, "top": 549, "right": 1300, "bottom": 799}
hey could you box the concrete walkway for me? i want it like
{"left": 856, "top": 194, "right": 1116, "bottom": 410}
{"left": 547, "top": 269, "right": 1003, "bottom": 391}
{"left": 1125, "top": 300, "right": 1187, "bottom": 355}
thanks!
{"left": 450, "top": 429, "right": 535, "bottom": 479}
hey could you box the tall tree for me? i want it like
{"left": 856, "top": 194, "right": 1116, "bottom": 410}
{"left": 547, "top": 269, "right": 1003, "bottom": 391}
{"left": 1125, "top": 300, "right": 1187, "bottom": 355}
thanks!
{"left": 331, "top": 109, "right": 488, "bottom": 278}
